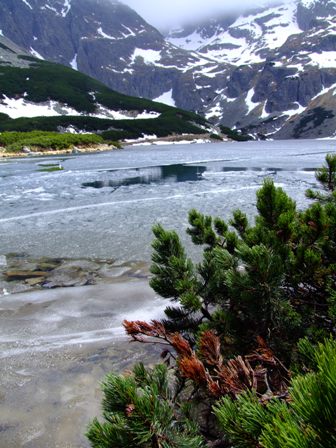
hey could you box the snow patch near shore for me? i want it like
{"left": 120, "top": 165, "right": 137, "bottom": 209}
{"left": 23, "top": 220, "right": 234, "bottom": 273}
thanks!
{"left": 0, "top": 97, "right": 79, "bottom": 118}
{"left": 131, "top": 138, "right": 212, "bottom": 146}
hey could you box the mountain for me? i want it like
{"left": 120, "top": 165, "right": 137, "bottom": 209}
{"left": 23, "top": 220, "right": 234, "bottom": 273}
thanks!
{"left": 1, "top": 0, "right": 336, "bottom": 139}
{"left": 0, "top": 34, "right": 208, "bottom": 139}
{"left": 0, "top": 0, "right": 217, "bottom": 113}
{"left": 167, "top": 0, "right": 336, "bottom": 139}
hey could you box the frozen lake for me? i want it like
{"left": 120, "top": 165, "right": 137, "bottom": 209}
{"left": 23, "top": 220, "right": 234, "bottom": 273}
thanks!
{"left": 0, "top": 139, "right": 335, "bottom": 261}
{"left": 0, "top": 139, "right": 335, "bottom": 448}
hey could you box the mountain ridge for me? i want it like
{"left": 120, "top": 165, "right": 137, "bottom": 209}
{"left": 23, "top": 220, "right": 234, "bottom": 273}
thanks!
{"left": 1, "top": 0, "right": 336, "bottom": 138}
{"left": 0, "top": 34, "right": 209, "bottom": 140}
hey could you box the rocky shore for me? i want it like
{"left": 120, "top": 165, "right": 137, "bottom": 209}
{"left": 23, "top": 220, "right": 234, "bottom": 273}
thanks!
{"left": 0, "top": 143, "right": 118, "bottom": 159}
{"left": 0, "top": 253, "right": 151, "bottom": 296}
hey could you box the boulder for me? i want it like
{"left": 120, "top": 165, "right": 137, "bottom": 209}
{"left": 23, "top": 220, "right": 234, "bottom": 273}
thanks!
{"left": 43, "top": 266, "right": 94, "bottom": 288}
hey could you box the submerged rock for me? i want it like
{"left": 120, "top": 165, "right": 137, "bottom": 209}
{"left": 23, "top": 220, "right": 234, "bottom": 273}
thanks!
{"left": 0, "top": 254, "right": 150, "bottom": 293}
{"left": 5, "top": 270, "right": 48, "bottom": 280}
{"left": 36, "top": 259, "right": 62, "bottom": 272}
{"left": 25, "top": 277, "right": 45, "bottom": 287}
{"left": 43, "top": 266, "right": 95, "bottom": 288}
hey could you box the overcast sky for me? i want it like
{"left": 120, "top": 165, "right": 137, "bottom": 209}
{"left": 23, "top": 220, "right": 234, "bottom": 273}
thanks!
{"left": 121, "top": 0, "right": 287, "bottom": 30}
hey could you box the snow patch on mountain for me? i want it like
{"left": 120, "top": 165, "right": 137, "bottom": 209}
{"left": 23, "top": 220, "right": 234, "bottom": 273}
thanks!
{"left": 61, "top": 0, "right": 71, "bottom": 17}
{"left": 205, "top": 103, "right": 222, "bottom": 120}
{"left": 0, "top": 97, "right": 79, "bottom": 119}
{"left": 0, "top": 96, "right": 161, "bottom": 120}
{"left": 70, "top": 53, "right": 78, "bottom": 70}
{"left": 299, "top": 0, "right": 336, "bottom": 8}
{"left": 40, "top": 0, "right": 71, "bottom": 17}
{"left": 97, "top": 25, "right": 138, "bottom": 41}
{"left": 131, "top": 49, "right": 162, "bottom": 64}
{"left": 282, "top": 103, "right": 306, "bottom": 118}
{"left": 168, "top": 31, "right": 216, "bottom": 52}
{"left": 245, "top": 89, "right": 258, "bottom": 114}
{"left": 92, "top": 106, "right": 160, "bottom": 120}
{"left": 30, "top": 47, "right": 44, "bottom": 60}
{"left": 21, "top": 0, "right": 32, "bottom": 10}
{"left": 300, "top": 0, "right": 316, "bottom": 7}
{"left": 308, "top": 51, "right": 336, "bottom": 68}
{"left": 97, "top": 27, "right": 116, "bottom": 40}
{"left": 43, "top": 4, "right": 58, "bottom": 14}
{"left": 311, "top": 82, "right": 336, "bottom": 100}
{"left": 168, "top": 2, "right": 302, "bottom": 64}
{"left": 153, "top": 90, "right": 176, "bottom": 107}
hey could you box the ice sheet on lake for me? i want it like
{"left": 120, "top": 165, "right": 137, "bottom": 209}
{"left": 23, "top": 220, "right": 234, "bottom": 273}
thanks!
{"left": 0, "top": 140, "right": 335, "bottom": 261}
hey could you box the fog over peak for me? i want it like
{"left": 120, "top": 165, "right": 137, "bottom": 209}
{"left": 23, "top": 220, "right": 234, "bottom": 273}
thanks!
{"left": 121, "top": 0, "right": 291, "bottom": 30}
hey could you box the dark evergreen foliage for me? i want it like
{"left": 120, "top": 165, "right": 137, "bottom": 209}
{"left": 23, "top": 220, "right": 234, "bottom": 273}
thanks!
{"left": 150, "top": 173, "right": 336, "bottom": 359}
{"left": 88, "top": 155, "right": 336, "bottom": 448}
{"left": 0, "top": 131, "right": 106, "bottom": 152}
{"left": 86, "top": 363, "right": 205, "bottom": 448}
{"left": 214, "top": 338, "right": 336, "bottom": 448}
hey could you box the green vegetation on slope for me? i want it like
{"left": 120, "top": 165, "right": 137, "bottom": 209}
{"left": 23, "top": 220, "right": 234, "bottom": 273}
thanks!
{"left": 0, "top": 111, "right": 206, "bottom": 140}
{"left": 0, "top": 58, "right": 208, "bottom": 140}
{"left": 0, "top": 58, "right": 205, "bottom": 119}
{"left": 1, "top": 58, "right": 169, "bottom": 113}
{"left": 220, "top": 125, "right": 253, "bottom": 141}
{"left": 0, "top": 131, "right": 106, "bottom": 152}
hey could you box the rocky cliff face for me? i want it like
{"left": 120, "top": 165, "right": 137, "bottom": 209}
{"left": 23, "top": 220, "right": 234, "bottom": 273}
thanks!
{"left": 0, "top": 34, "right": 31, "bottom": 66}
{"left": 2, "top": 0, "right": 336, "bottom": 139}
{"left": 168, "top": 0, "right": 336, "bottom": 139}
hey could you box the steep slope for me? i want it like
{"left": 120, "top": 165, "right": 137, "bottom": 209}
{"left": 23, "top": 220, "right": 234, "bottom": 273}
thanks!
{"left": 167, "top": 2, "right": 302, "bottom": 65}
{"left": 0, "top": 35, "right": 208, "bottom": 139}
{"left": 168, "top": 0, "right": 336, "bottom": 139}
{"left": 0, "top": 0, "right": 217, "bottom": 112}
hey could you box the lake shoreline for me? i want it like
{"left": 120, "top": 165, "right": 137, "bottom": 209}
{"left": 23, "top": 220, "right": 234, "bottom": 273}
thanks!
{"left": 0, "top": 253, "right": 151, "bottom": 296}
{"left": 0, "top": 133, "right": 223, "bottom": 158}
{"left": 0, "top": 143, "right": 117, "bottom": 159}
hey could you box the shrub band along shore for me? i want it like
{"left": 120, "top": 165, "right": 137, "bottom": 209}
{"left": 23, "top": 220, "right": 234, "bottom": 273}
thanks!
{"left": 0, "top": 131, "right": 233, "bottom": 158}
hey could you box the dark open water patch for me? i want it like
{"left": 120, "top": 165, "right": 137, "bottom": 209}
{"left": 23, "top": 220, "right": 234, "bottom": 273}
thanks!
{"left": 81, "top": 162, "right": 318, "bottom": 190}
{"left": 81, "top": 164, "right": 283, "bottom": 190}
{"left": 81, "top": 164, "right": 207, "bottom": 189}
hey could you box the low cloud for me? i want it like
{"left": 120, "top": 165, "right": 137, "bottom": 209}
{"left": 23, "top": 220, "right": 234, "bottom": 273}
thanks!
{"left": 121, "top": 0, "right": 289, "bottom": 29}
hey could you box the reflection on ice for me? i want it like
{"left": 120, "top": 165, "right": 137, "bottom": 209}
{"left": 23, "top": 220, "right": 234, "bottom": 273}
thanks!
{"left": 81, "top": 164, "right": 206, "bottom": 189}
